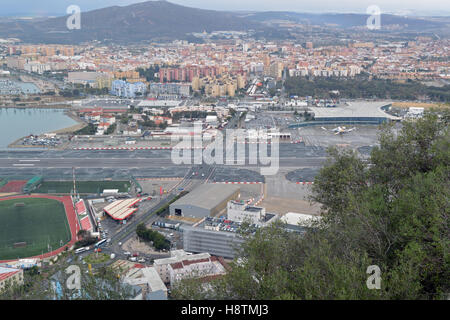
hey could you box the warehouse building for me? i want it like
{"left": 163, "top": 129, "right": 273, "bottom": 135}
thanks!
{"left": 169, "top": 184, "right": 240, "bottom": 219}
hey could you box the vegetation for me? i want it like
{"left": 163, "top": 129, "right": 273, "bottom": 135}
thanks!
{"left": 60, "top": 85, "right": 109, "bottom": 97}
{"left": 74, "top": 123, "right": 97, "bottom": 135}
{"left": 0, "top": 255, "right": 134, "bottom": 300}
{"left": 136, "top": 223, "right": 170, "bottom": 251}
{"left": 84, "top": 253, "right": 111, "bottom": 264}
{"left": 172, "top": 114, "right": 449, "bottom": 300}
{"left": 284, "top": 76, "right": 450, "bottom": 102}
{"left": 171, "top": 111, "right": 215, "bottom": 122}
{"left": 74, "top": 236, "right": 98, "bottom": 249}
{"left": 105, "top": 123, "right": 117, "bottom": 135}
{"left": 137, "top": 65, "right": 160, "bottom": 82}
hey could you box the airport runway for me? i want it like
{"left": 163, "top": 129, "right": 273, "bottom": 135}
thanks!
{"left": 0, "top": 157, "right": 327, "bottom": 168}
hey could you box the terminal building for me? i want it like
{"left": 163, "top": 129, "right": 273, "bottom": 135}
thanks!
{"left": 169, "top": 184, "right": 240, "bottom": 219}
{"left": 289, "top": 101, "right": 402, "bottom": 128}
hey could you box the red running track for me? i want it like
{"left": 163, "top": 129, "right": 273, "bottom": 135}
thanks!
{"left": 0, "top": 194, "right": 80, "bottom": 263}
{"left": 0, "top": 180, "right": 27, "bottom": 193}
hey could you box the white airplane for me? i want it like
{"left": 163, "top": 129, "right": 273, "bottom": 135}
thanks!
{"left": 321, "top": 126, "right": 356, "bottom": 135}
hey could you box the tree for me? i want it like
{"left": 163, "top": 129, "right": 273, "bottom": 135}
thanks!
{"left": 171, "top": 114, "right": 449, "bottom": 300}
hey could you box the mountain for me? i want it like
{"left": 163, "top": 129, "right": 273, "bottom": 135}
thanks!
{"left": 242, "top": 11, "right": 446, "bottom": 30}
{"left": 0, "top": 1, "right": 262, "bottom": 44}
{"left": 0, "top": 1, "right": 448, "bottom": 44}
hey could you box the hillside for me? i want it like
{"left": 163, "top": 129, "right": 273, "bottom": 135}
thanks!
{"left": 0, "top": 1, "right": 261, "bottom": 44}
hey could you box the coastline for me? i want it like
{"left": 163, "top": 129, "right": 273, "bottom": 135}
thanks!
{"left": 5, "top": 107, "right": 87, "bottom": 149}
{"left": 0, "top": 104, "right": 72, "bottom": 109}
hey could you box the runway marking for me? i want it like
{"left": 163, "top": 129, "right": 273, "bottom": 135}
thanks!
{"left": 19, "top": 159, "right": 40, "bottom": 162}
{"left": 13, "top": 164, "right": 35, "bottom": 167}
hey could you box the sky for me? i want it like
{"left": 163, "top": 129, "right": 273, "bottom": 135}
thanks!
{"left": 1, "top": 0, "right": 449, "bottom": 16}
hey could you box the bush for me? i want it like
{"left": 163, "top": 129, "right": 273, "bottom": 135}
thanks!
{"left": 136, "top": 223, "right": 170, "bottom": 251}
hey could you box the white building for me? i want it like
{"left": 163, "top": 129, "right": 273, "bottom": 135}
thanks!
{"left": 168, "top": 255, "right": 227, "bottom": 286}
{"left": 123, "top": 266, "right": 168, "bottom": 300}
{"left": 227, "top": 200, "right": 266, "bottom": 225}
{"left": 153, "top": 250, "right": 211, "bottom": 284}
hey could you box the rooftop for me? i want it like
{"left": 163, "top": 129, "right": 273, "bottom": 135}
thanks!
{"left": 103, "top": 198, "right": 141, "bottom": 220}
{"left": 0, "top": 267, "right": 21, "bottom": 281}
{"left": 309, "top": 101, "right": 401, "bottom": 120}
{"left": 170, "top": 184, "right": 240, "bottom": 211}
{"left": 153, "top": 252, "right": 211, "bottom": 266}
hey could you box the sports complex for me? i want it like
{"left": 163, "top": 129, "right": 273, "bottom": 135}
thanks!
{"left": 0, "top": 195, "right": 79, "bottom": 262}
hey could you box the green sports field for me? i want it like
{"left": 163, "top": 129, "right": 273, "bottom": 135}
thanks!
{"left": 33, "top": 180, "right": 131, "bottom": 194}
{"left": 0, "top": 198, "right": 71, "bottom": 260}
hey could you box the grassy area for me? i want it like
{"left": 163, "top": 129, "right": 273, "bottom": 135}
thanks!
{"left": 0, "top": 198, "right": 71, "bottom": 260}
{"left": 84, "top": 252, "right": 110, "bottom": 264}
{"left": 34, "top": 181, "right": 131, "bottom": 194}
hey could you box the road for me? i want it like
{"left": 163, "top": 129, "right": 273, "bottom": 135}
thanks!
{"left": 93, "top": 165, "right": 214, "bottom": 264}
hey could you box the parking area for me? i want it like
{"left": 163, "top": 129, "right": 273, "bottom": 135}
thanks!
{"left": 244, "top": 112, "right": 294, "bottom": 131}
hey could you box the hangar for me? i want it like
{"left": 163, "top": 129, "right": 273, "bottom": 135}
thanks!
{"left": 169, "top": 184, "right": 240, "bottom": 219}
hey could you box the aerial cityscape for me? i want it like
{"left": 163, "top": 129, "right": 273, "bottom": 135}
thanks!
{"left": 0, "top": 0, "right": 448, "bottom": 307}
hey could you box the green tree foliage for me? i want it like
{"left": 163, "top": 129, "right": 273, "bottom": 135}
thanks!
{"left": 136, "top": 223, "right": 170, "bottom": 251}
{"left": 74, "top": 123, "right": 97, "bottom": 135}
{"left": 105, "top": 123, "right": 117, "bottom": 135}
{"left": 137, "top": 65, "right": 160, "bottom": 82}
{"left": 284, "top": 76, "right": 450, "bottom": 102}
{"left": 74, "top": 236, "right": 98, "bottom": 249}
{"left": 0, "top": 254, "right": 134, "bottom": 300}
{"left": 171, "top": 114, "right": 449, "bottom": 300}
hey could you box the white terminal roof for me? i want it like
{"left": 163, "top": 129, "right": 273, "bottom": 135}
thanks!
{"left": 309, "top": 101, "right": 401, "bottom": 120}
{"left": 281, "top": 212, "right": 322, "bottom": 227}
{"left": 103, "top": 198, "right": 141, "bottom": 220}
